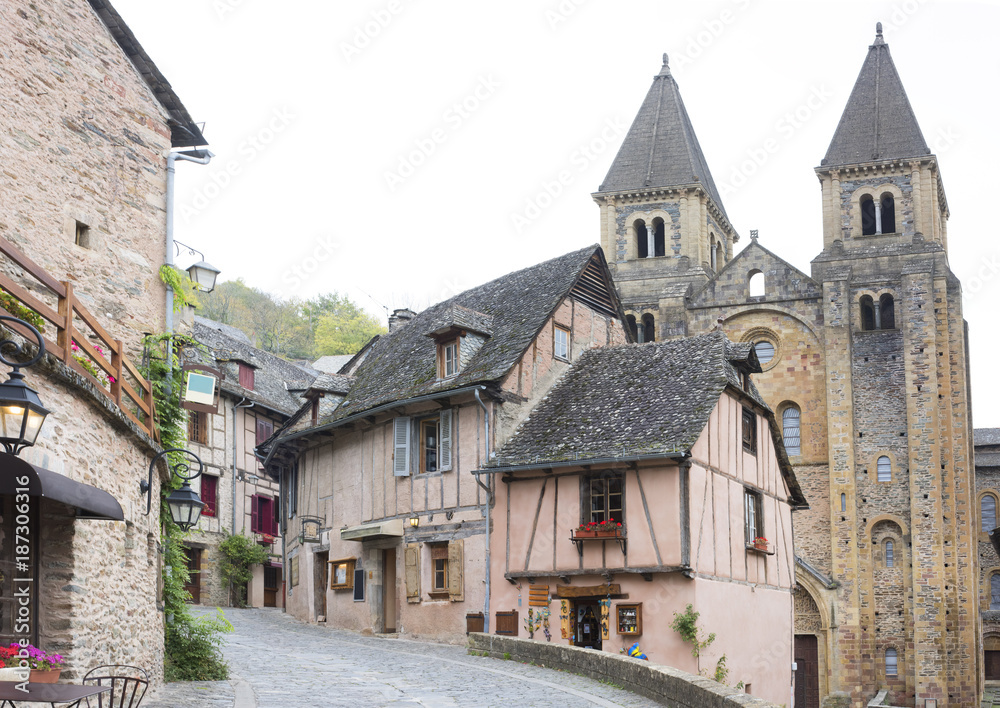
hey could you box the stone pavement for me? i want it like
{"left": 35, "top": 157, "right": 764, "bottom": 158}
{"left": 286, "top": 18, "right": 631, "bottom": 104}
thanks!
{"left": 143, "top": 608, "right": 664, "bottom": 708}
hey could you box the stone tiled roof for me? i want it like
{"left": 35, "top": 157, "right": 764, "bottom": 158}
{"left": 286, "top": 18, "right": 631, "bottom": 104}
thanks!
{"left": 492, "top": 331, "right": 767, "bottom": 466}
{"left": 312, "top": 355, "right": 354, "bottom": 374}
{"left": 192, "top": 317, "right": 318, "bottom": 416}
{"left": 328, "top": 246, "right": 611, "bottom": 422}
{"left": 821, "top": 25, "right": 929, "bottom": 167}
{"left": 598, "top": 55, "right": 728, "bottom": 219}
{"left": 978, "top": 452, "right": 1000, "bottom": 468}
{"left": 305, "top": 373, "right": 353, "bottom": 396}
{"left": 975, "top": 428, "right": 1000, "bottom": 447}
{"left": 423, "top": 304, "right": 494, "bottom": 338}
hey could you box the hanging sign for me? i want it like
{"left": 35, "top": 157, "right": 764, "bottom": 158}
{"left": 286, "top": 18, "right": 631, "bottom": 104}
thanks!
{"left": 181, "top": 363, "right": 223, "bottom": 414}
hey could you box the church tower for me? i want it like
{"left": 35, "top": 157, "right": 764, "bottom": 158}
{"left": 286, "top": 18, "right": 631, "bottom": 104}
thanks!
{"left": 809, "top": 22, "right": 980, "bottom": 706}
{"left": 593, "top": 54, "right": 738, "bottom": 343}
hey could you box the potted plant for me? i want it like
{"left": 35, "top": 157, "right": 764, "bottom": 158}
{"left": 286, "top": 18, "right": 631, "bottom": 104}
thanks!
{"left": 0, "top": 643, "right": 64, "bottom": 683}
{"left": 752, "top": 536, "right": 769, "bottom": 551}
{"left": 575, "top": 520, "right": 623, "bottom": 538}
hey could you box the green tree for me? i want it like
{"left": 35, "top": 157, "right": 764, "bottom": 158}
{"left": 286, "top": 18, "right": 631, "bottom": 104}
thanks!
{"left": 313, "top": 306, "right": 385, "bottom": 356}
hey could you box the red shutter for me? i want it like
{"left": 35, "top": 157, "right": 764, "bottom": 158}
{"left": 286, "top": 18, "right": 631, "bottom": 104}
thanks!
{"left": 271, "top": 495, "right": 280, "bottom": 536}
{"left": 239, "top": 363, "right": 255, "bottom": 390}
{"left": 256, "top": 418, "right": 274, "bottom": 446}
{"left": 251, "top": 494, "right": 260, "bottom": 533}
{"left": 202, "top": 476, "right": 217, "bottom": 517}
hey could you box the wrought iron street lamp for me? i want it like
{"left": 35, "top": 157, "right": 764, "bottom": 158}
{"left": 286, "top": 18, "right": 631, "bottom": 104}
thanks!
{"left": 173, "top": 240, "right": 221, "bottom": 293}
{"left": 141, "top": 448, "right": 205, "bottom": 531}
{"left": 0, "top": 316, "right": 49, "bottom": 456}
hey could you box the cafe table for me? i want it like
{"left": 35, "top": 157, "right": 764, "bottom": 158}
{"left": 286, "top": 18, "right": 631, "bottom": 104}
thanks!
{"left": 0, "top": 681, "right": 111, "bottom": 706}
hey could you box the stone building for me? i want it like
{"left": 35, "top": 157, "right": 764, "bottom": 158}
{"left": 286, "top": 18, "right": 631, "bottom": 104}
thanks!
{"left": 0, "top": 0, "right": 207, "bottom": 684}
{"left": 181, "top": 316, "right": 318, "bottom": 609}
{"left": 975, "top": 428, "right": 1000, "bottom": 680}
{"left": 595, "top": 25, "right": 979, "bottom": 707}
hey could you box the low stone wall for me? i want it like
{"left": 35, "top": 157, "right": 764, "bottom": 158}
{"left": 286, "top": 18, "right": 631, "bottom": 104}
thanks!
{"left": 467, "top": 633, "right": 783, "bottom": 707}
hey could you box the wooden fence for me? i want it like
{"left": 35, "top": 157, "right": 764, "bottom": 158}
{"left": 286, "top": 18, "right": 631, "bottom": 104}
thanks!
{"left": 0, "top": 237, "right": 156, "bottom": 439}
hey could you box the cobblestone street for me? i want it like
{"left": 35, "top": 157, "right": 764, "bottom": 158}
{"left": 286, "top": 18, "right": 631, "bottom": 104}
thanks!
{"left": 143, "top": 609, "right": 663, "bottom": 708}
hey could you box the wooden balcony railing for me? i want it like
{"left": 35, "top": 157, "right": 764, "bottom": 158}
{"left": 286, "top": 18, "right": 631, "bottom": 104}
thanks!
{"left": 0, "top": 237, "right": 157, "bottom": 440}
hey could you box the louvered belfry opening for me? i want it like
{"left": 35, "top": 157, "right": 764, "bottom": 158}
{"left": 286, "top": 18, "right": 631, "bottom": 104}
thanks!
{"left": 570, "top": 255, "right": 619, "bottom": 318}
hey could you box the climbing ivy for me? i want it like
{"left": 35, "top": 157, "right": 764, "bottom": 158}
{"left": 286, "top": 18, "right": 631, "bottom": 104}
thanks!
{"left": 219, "top": 534, "right": 268, "bottom": 608}
{"left": 158, "top": 265, "right": 201, "bottom": 312}
{"left": 670, "top": 604, "right": 716, "bottom": 675}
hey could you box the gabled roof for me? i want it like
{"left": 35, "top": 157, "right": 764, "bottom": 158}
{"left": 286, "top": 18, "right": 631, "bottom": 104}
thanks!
{"left": 87, "top": 0, "right": 207, "bottom": 147}
{"left": 312, "top": 355, "right": 356, "bottom": 374}
{"left": 317, "top": 246, "right": 624, "bottom": 423}
{"left": 821, "top": 24, "right": 929, "bottom": 167}
{"left": 490, "top": 330, "right": 806, "bottom": 506}
{"left": 598, "top": 55, "right": 728, "bottom": 219}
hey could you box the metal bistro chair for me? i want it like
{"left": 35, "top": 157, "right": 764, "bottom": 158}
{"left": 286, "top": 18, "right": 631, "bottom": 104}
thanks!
{"left": 61, "top": 665, "right": 149, "bottom": 708}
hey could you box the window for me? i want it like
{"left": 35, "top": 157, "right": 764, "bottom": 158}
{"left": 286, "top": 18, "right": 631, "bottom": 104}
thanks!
{"left": 353, "top": 567, "right": 365, "bottom": 601}
{"left": 430, "top": 544, "right": 449, "bottom": 595}
{"left": 188, "top": 411, "right": 208, "bottom": 445}
{"left": 256, "top": 417, "right": 274, "bottom": 447}
{"left": 586, "top": 471, "right": 624, "bottom": 525}
{"left": 885, "top": 540, "right": 894, "bottom": 567}
{"left": 710, "top": 236, "right": 717, "bottom": 270}
{"left": 841, "top": 493, "right": 847, "bottom": 513}
{"left": 991, "top": 573, "right": 1000, "bottom": 611}
{"left": 748, "top": 270, "right": 764, "bottom": 298}
{"left": 652, "top": 217, "right": 665, "bottom": 257}
{"left": 879, "top": 294, "right": 895, "bottom": 329}
{"left": 885, "top": 648, "right": 898, "bottom": 676}
{"left": 554, "top": 325, "right": 570, "bottom": 361}
{"left": 440, "top": 340, "right": 459, "bottom": 378}
{"left": 782, "top": 406, "right": 801, "bottom": 456}
{"left": 861, "top": 195, "right": 876, "bottom": 235}
{"left": 744, "top": 487, "right": 763, "bottom": 544}
{"left": 754, "top": 341, "right": 775, "bottom": 365}
{"left": 877, "top": 456, "right": 891, "bottom": 483}
{"left": 881, "top": 194, "right": 896, "bottom": 234}
{"left": 239, "top": 363, "right": 255, "bottom": 390}
{"left": 635, "top": 220, "right": 648, "bottom": 259}
{"left": 983, "top": 494, "right": 998, "bottom": 533}
{"left": 394, "top": 411, "right": 453, "bottom": 476}
{"left": 641, "top": 314, "right": 655, "bottom": 343}
{"left": 286, "top": 463, "right": 299, "bottom": 519}
{"left": 250, "top": 494, "right": 277, "bottom": 535}
{"left": 289, "top": 555, "right": 299, "bottom": 587}
{"left": 201, "top": 474, "right": 218, "bottom": 518}
{"left": 860, "top": 295, "right": 876, "bottom": 331}
{"left": 742, "top": 407, "right": 757, "bottom": 454}
{"left": 74, "top": 220, "right": 91, "bottom": 248}
{"left": 626, "top": 315, "right": 638, "bottom": 342}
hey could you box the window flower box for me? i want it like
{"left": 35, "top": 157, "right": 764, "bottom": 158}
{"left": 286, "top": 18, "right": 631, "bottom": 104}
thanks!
{"left": 571, "top": 521, "right": 626, "bottom": 555}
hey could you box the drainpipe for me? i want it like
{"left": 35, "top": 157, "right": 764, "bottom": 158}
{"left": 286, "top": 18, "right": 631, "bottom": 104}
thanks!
{"left": 232, "top": 398, "right": 254, "bottom": 535}
{"left": 165, "top": 150, "right": 213, "bottom": 382}
{"left": 474, "top": 386, "right": 491, "bottom": 633}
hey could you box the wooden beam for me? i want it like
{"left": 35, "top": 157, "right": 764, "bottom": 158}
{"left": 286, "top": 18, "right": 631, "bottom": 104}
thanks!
{"left": 503, "top": 566, "right": 688, "bottom": 582}
{"left": 554, "top": 583, "right": 621, "bottom": 598}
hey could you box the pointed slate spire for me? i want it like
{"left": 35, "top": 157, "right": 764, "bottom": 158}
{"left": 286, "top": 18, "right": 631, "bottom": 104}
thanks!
{"left": 822, "top": 23, "right": 930, "bottom": 166}
{"left": 599, "top": 54, "right": 728, "bottom": 218}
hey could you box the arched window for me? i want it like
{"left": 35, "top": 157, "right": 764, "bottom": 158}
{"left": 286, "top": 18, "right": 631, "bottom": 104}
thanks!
{"left": 881, "top": 194, "right": 896, "bottom": 234}
{"left": 860, "top": 295, "right": 876, "bottom": 331}
{"left": 782, "top": 406, "right": 801, "bottom": 456}
{"left": 983, "top": 493, "right": 997, "bottom": 533}
{"left": 885, "top": 540, "right": 894, "bottom": 568}
{"left": 652, "top": 217, "right": 665, "bottom": 257}
{"left": 992, "top": 573, "right": 1000, "bottom": 611}
{"left": 861, "top": 195, "right": 876, "bottom": 236}
{"left": 885, "top": 648, "right": 898, "bottom": 676}
{"left": 754, "top": 341, "right": 775, "bottom": 365}
{"left": 710, "top": 235, "right": 717, "bottom": 271}
{"left": 877, "top": 455, "right": 891, "bottom": 483}
{"left": 641, "top": 314, "right": 655, "bottom": 343}
{"left": 635, "top": 220, "right": 648, "bottom": 259}
{"left": 879, "top": 294, "right": 895, "bottom": 330}
{"left": 716, "top": 241, "right": 724, "bottom": 269}
{"left": 626, "top": 315, "right": 638, "bottom": 342}
{"left": 749, "top": 270, "right": 765, "bottom": 298}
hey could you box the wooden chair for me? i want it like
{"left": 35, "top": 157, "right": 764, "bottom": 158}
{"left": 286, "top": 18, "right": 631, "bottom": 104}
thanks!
{"left": 61, "top": 665, "right": 149, "bottom": 708}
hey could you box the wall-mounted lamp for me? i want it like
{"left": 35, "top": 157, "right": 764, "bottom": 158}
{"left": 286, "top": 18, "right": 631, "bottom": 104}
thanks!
{"left": 408, "top": 516, "right": 419, "bottom": 528}
{"left": 0, "top": 317, "right": 48, "bottom": 456}
{"left": 173, "top": 240, "right": 221, "bottom": 293}
{"left": 141, "top": 448, "right": 205, "bottom": 531}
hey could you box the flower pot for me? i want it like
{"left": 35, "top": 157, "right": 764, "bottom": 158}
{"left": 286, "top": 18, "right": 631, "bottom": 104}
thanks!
{"left": 30, "top": 668, "right": 61, "bottom": 683}
{"left": 575, "top": 529, "right": 599, "bottom": 538}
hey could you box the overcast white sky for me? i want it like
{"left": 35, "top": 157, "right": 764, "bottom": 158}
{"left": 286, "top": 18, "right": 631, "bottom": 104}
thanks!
{"left": 111, "top": 0, "right": 1000, "bottom": 427}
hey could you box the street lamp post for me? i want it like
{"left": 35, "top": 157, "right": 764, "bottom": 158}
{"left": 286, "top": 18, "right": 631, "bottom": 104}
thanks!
{"left": 0, "top": 316, "right": 49, "bottom": 456}
{"left": 141, "top": 448, "right": 206, "bottom": 531}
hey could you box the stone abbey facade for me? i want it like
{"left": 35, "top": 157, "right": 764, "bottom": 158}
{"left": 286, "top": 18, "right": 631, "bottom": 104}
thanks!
{"left": 595, "top": 25, "right": 979, "bottom": 707}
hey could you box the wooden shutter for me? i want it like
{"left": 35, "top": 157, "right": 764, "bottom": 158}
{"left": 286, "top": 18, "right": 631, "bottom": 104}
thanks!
{"left": 202, "top": 475, "right": 217, "bottom": 517}
{"left": 270, "top": 495, "right": 280, "bottom": 536}
{"left": 250, "top": 494, "right": 260, "bottom": 533}
{"left": 404, "top": 543, "right": 420, "bottom": 602}
{"left": 239, "top": 363, "right": 255, "bottom": 390}
{"left": 439, "top": 409, "right": 453, "bottom": 471}
{"left": 256, "top": 418, "right": 274, "bottom": 446}
{"left": 393, "top": 417, "right": 411, "bottom": 476}
{"left": 448, "top": 538, "right": 464, "bottom": 601}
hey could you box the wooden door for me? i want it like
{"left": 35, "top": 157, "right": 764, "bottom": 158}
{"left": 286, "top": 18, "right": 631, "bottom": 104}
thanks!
{"left": 183, "top": 547, "right": 201, "bottom": 604}
{"left": 574, "top": 601, "right": 602, "bottom": 650}
{"left": 383, "top": 549, "right": 397, "bottom": 633}
{"left": 794, "top": 635, "right": 820, "bottom": 708}
{"left": 314, "top": 551, "right": 328, "bottom": 620}
{"left": 986, "top": 650, "right": 1000, "bottom": 680}
{"left": 263, "top": 565, "right": 279, "bottom": 607}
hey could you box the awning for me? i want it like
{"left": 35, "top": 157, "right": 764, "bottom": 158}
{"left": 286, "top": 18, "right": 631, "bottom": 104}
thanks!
{"left": 0, "top": 453, "right": 124, "bottom": 521}
{"left": 340, "top": 518, "right": 403, "bottom": 541}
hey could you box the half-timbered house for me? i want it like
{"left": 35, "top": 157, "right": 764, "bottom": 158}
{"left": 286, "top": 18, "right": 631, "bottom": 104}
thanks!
{"left": 483, "top": 330, "right": 807, "bottom": 704}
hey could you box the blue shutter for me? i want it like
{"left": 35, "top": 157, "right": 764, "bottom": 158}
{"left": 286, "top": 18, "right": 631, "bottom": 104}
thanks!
{"left": 439, "top": 410, "right": 453, "bottom": 472}
{"left": 394, "top": 417, "right": 411, "bottom": 476}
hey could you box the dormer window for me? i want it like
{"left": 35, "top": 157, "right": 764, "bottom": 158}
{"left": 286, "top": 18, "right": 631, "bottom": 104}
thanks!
{"left": 441, "top": 339, "right": 460, "bottom": 378}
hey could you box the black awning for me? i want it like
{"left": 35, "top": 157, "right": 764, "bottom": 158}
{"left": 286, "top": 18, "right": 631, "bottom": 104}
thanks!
{"left": 0, "top": 452, "right": 124, "bottom": 521}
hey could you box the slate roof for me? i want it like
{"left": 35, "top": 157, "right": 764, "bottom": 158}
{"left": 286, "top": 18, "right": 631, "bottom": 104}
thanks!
{"left": 320, "top": 246, "right": 618, "bottom": 423}
{"left": 305, "top": 373, "right": 353, "bottom": 397}
{"left": 978, "top": 453, "right": 1000, "bottom": 468}
{"left": 87, "top": 0, "right": 207, "bottom": 147}
{"left": 975, "top": 428, "right": 1000, "bottom": 447}
{"left": 821, "top": 24, "right": 929, "bottom": 167}
{"left": 492, "top": 331, "right": 764, "bottom": 465}
{"left": 312, "top": 355, "right": 354, "bottom": 374}
{"left": 598, "top": 55, "right": 728, "bottom": 219}
{"left": 192, "top": 317, "right": 318, "bottom": 416}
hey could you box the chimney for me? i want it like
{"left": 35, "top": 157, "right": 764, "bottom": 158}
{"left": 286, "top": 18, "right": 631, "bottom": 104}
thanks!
{"left": 389, "top": 308, "right": 417, "bottom": 332}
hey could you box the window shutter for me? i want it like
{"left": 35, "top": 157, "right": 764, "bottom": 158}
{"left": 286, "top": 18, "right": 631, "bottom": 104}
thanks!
{"left": 251, "top": 494, "right": 260, "bottom": 533}
{"left": 439, "top": 409, "right": 453, "bottom": 472}
{"left": 448, "top": 538, "right": 464, "bottom": 602}
{"left": 271, "top": 496, "right": 279, "bottom": 536}
{"left": 256, "top": 418, "right": 273, "bottom": 446}
{"left": 202, "top": 475, "right": 217, "bottom": 517}
{"left": 404, "top": 544, "right": 420, "bottom": 602}
{"left": 393, "top": 417, "right": 411, "bottom": 476}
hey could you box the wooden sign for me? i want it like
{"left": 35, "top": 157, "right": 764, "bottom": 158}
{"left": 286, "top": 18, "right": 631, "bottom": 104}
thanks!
{"left": 560, "top": 600, "right": 570, "bottom": 639}
{"left": 181, "top": 363, "right": 222, "bottom": 414}
{"left": 600, "top": 598, "right": 611, "bottom": 640}
{"left": 554, "top": 583, "right": 621, "bottom": 598}
{"left": 528, "top": 584, "right": 549, "bottom": 607}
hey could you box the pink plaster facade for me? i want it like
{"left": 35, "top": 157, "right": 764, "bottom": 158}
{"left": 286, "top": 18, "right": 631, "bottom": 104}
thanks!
{"left": 490, "top": 392, "right": 796, "bottom": 705}
{"left": 281, "top": 295, "right": 626, "bottom": 641}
